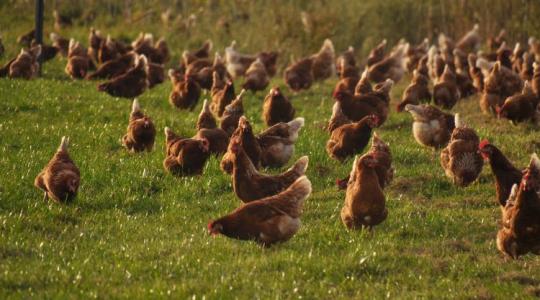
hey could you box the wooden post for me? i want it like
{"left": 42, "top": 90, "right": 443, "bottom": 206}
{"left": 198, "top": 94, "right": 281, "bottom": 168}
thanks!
{"left": 35, "top": 0, "right": 44, "bottom": 75}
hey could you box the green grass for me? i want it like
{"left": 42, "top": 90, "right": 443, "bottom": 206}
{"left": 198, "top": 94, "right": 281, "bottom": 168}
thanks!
{"left": 1, "top": 2, "right": 540, "bottom": 298}
{"left": 1, "top": 59, "right": 539, "bottom": 298}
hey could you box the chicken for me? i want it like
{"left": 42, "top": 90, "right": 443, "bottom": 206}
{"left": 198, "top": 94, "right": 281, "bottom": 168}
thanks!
{"left": 532, "top": 62, "right": 540, "bottom": 98}
{"left": 121, "top": 99, "right": 156, "bottom": 153}
{"left": 53, "top": 10, "right": 72, "bottom": 31}
{"left": 224, "top": 40, "right": 256, "bottom": 78}
{"left": 367, "top": 42, "right": 407, "bottom": 83}
{"left": 163, "top": 127, "right": 210, "bottom": 176}
{"left": 405, "top": 38, "right": 429, "bottom": 72}
{"left": 336, "top": 46, "right": 356, "bottom": 77}
{"left": 168, "top": 70, "right": 201, "bottom": 110}
{"left": 337, "top": 132, "right": 394, "bottom": 190}
{"left": 433, "top": 65, "right": 460, "bottom": 109}
{"left": 147, "top": 62, "right": 165, "bottom": 88}
{"left": 333, "top": 79, "right": 393, "bottom": 124}
{"left": 416, "top": 55, "right": 430, "bottom": 78}
{"left": 366, "top": 132, "right": 393, "bottom": 189}
{"left": 332, "top": 60, "right": 360, "bottom": 95}
{"left": 87, "top": 52, "right": 136, "bottom": 80}
{"left": 404, "top": 104, "right": 455, "bottom": 149}
{"left": 50, "top": 33, "right": 70, "bottom": 57}
{"left": 153, "top": 38, "right": 170, "bottom": 64}
{"left": 284, "top": 57, "right": 313, "bottom": 92}
{"left": 498, "top": 81, "right": 539, "bottom": 124}
{"left": 98, "top": 54, "right": 149, "bottom": 98}
{"left": 452, "top": 48, "right": 468, "bottom": 72}
{"left": 195, "top": 102, "right": 229, "bottom": 156}
{"left": 183, "top": 54, "right": 213, "bottom": 90}
{"left": 0, "top": 57, "right": 16, "bottom": 78}
{"left": 327, "top": 101, "right": 351, "bottom": 133}
{"left": 196, "top": 99, "right": 217, "bottom": 130}
{"left": 88, "top": 28, "right": 104, "bottom": 63}
{"left": 17, "top": 29, "right": 35, "bottom": 47}
{"left": 221, "top": 116, "right": 263, "bottom": 174}
{"left": 262, "top": 87, "right": 295, "bottom": 126}
{"left": 210, "top": 72, "right": 235, "bottom": 117}
{"left": 132, "top": 33, "right": 150, "bottom": 53}
{"left": 34, "top": 137, "right": 80, "bottom": 203}
{"left": 440, "top": 51, "right": 456, "bottom": 73}
{"left": 512, "top": 43, "right": 527, "bottom": 75}
{"left": 311, "top": 39, "right": 335, "bottom": 81}
{"left": 341, "top": 154, "right": 387, "bottom": 230}
{"left": 242, "top": 58, "right": 269, "bottom": 92}
{"left": 208, "top": 175, "right": 312, "bottom": 246}
{"left": 478, "top": 140, "right": 523, "bottom": 206}
{"left": 31, "top": 40, "right": 58, "bottom": 63}
{"left": 427, "top": 46, "right": 441, "bottom": 81}
{"left": 396, "top": 69, "right": 432, "bottom": 112}
{"left": 456, "top": 24, "right": 481, "bottom": 53}
{"left": 354, "top": 69, "right": 372, "bottom": 95}
{"left": 257, "top": 51, "right": 279, "bottom": 78}
{"left": 475, "top": 56, "right": 496, "bottom": 79}
{"left": 212, "top": 52, "right": 231, "bottom": 81}
{"left": 258, "top": 118, "right": 305, "bottom": 168}
{"left": 452, "top": 51, "right": 477, "bottom": 99}
{"left": 224, "top": 41, "right": 278, "bottom": 79}
{"left": 133, "top": 34, "right": 169, "bottom": 64}
{"left": 228, "top": 136, "right": 309, "bottom": 203}
{"left": 519, "top": 52, "right": 534, "bottom": 81}
{"left": 497, "top": 154, "right": 540, "bottom": 259}
{"left": 326, "top": 115, "right": 379, "bottom": 162}
{"left": 220, "top": 89, "right": 246, "bottom": 136}
{"left": 480, "top": 62, "right": 505, "bottom": 115}
{"left": 65, "top": 39, "right": 92, "bottom": 79}
{"left": 194, "top": 128, "right": 230, "bottom": 156}
{"left": 9, "top": 46, "right": 41, "bottom": 79}
{"left": 487, "top": 29, "right": 506, "bottom": 51}
{"left": 97, "top": 35, "right": 120, "bottom": 64}
{"left": 190, "top": 40, "right": 213, "bottom": 60}
{"left": 440, "top": 114, "right": 484, "bottom": 187}
{"left": 496, "top": 42, "right": 513, "bottom": 70}
{"left": 529, "top": 37, "right": 540, "bottom": 62}
{"left": 468, "top": 54, "right": 484, "bottom": 92}
{"left": 482, "top": 61, "right": 523, "bottom": 101}
{"left": 366, "top": 39, "right": 387, "bottom": 67}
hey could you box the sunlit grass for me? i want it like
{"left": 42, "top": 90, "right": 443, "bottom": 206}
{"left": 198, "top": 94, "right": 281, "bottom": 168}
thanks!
{"left": 1, "top": 1, "right": 540, "bottom": 297}
{"left": 1, "top": 56, "right": 539, "bottom": 298}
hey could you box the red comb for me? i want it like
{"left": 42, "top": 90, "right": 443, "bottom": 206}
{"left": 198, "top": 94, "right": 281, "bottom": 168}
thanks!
{"left": 207, "top": 221, "right": 213, "bottom": 230}
{"left": 479, "top": 139, "right": 490, "bottom": 149}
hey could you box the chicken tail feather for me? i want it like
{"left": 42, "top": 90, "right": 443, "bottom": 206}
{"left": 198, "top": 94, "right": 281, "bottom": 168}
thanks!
{"left": 132, "top": 99, "right": 141, "bottom": 113}
{"left": 287, "top": 117, "right": 305, "bottom": 139}
{"left": 271, "top": 175, "right": 312, "bottom": 218}
{"left": 530, "top": 153, "right": 540, "bottom": 171}
{"left": 288, "top": 156, "right": 309, "bottom": 175}
{"left": 58, "top": 136, "right": 69, "bottom": 152}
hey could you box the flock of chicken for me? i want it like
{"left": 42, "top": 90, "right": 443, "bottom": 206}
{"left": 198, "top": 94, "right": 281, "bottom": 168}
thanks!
{"left": 1, "top": 21, "right": 539, "bottom": 256}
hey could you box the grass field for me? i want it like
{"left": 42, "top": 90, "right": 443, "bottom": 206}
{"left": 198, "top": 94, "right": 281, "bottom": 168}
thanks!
{"left": 2, "top": 2, "right": 540, "bottom": 299}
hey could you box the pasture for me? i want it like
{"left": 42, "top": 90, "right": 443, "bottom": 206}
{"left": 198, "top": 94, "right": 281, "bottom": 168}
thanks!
{"left": 1, "top": 1, "right": 539, "bottom": 298}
